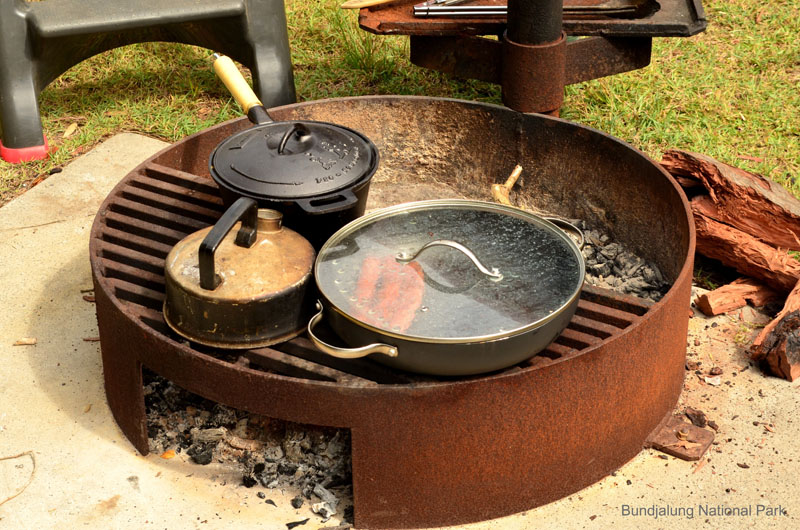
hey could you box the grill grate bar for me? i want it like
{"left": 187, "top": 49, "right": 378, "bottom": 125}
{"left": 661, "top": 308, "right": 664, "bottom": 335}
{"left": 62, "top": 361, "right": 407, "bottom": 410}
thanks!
{"left": 109, "top": 198, "right": 209, "bottom": 234}
{"left": 131, "top": 173, "right": 224, "bottom": 212}
{"left": 102, "top": 258, "right": 166, "bottom": 292}
{"left": 95, "top": 165, "right": 654, "bottom": 385}
{"left": 98, "top": 240, "right": 166, "bottom": 275}
{"left": 121, "top": 186, "right": 221, "bottom": 225}
{"left": 575, "top": 299, "right": 638, "bottom": 328}
{"left": 104, "top": 211, "right": 190, "bottom": 247}
{"left": 143, "top": 162, "right": 221, "bottom": 197}
{"left": 108, "top": 277, "right": 164, "bottom": 311}
{"left": 101, "top": 226, "right": 174, "bottom": 259}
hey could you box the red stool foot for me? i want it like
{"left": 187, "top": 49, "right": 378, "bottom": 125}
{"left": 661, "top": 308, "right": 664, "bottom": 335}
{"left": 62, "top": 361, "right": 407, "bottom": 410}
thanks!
{"left": 0, "top": 137, "right": 49, "bottom": 163}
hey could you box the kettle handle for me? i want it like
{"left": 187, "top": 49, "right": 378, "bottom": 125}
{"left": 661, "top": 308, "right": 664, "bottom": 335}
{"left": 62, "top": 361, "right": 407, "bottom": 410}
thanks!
{"left": 199, "top": 197, "right": 259, "bottom": 290}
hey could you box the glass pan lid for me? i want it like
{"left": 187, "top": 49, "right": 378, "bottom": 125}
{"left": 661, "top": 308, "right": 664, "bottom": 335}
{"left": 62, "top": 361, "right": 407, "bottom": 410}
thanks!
{"left": 316, "top": 200, "right": 584, "bottom": 341}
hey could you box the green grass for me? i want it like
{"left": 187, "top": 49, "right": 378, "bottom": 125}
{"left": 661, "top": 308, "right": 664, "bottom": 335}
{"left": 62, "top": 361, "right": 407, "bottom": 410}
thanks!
{"left": 1, "top": 0, "right": 797, "bottom": 204}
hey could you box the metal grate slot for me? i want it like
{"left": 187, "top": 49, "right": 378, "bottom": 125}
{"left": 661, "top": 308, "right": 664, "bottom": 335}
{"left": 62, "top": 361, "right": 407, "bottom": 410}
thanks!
{"left": 109, "top": 199, "right": 208, "bottom": 234}
{"left": 110, "top": 277, "right": 164, "bottom": 311}
{"left": 121, "top": 186, "right": 222, "bottom": 225}
{"left": 102, "top": 259, "right": 165, "bottom": 292}
{"left": 144, "top": 163, "right": 221, "bottom": 197}
{"left": 101, "top": 226, "right": 174, "bottom": 259}
{"left": 566, "top": 315, "right": 615, "bottom": 339}
{"left": 99, "top": 241, "right": 165, "bottom": 275}
{"left": 554, "top": 327, "right": 601, "bottom": 350}
{"left": 130, "top": 174, "right": 224, "bottom": 212}
{"left": 104, "top": 211, "right": 189, "bottom": 247}
{"left": 575, "top": 299, "right": 637, "bottom": 328}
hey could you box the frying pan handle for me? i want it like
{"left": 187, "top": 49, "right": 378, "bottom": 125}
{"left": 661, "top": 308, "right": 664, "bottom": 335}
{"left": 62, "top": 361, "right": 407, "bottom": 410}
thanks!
{"left": 199, "top": 197, "right": 259, "bottom": 290}
{"left": 295, "top": 189, "right": 359, "bottom": 215}
{"left": 396, "top": 240, "right": 503, "bottom": 281}
{"left": 212, "top": 54, "right": 273, "bottom": 125}
{"left": 307, "top": 302, "right": 399, "bottom": 359}
{"left": 544, "top": 217, "right": 585, "bottom": 250}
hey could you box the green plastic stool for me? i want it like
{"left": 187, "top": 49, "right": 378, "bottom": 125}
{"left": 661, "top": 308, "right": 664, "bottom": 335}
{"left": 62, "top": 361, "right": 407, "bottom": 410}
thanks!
{"left": 0, "top": 0, "right": 295, "bottom": 162}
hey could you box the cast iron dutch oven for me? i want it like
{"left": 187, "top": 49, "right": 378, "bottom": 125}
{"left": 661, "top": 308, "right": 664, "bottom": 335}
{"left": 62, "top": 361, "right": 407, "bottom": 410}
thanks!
{"left": 307, "top": 199, "right": 586, "bottom": 376}
{"left": 163, "top": 197, "right": 316, "bottom": 348}
{"left": 209, "top": 55, "right": 379, "bottom": 248}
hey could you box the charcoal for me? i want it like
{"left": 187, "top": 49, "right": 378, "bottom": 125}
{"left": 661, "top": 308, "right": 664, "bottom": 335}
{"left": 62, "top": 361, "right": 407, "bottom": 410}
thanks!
{"left": 255, "top": 463, "right": 279, "bottom": 487}
{"left": 242, "top": 474, "right": 257, "bottom": 488}
{"left": 278, "top": 462, "right": 300, "bottom": 476}
{"left": 210, "top": 404, "right": 239, "bottom": 427}
{"left": 291, "top": 496, "right": 304, "bottom": 509}
{"left": 286, "top": 519, "right": 309, "bottom": 529}
{"left": 189, "top": 445, "right": 214, "bottom": 465}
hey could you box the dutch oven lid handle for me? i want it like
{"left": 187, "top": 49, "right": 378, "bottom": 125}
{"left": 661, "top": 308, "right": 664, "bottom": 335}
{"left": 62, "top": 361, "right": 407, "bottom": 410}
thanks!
{"left": 199, "top": 197, "right": 259, "bottom": 290}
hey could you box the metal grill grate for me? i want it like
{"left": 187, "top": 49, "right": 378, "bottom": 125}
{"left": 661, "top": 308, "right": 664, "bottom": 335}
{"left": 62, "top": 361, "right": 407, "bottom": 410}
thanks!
{"left": 94, "top": 162, "right": 652, "bottom": 386}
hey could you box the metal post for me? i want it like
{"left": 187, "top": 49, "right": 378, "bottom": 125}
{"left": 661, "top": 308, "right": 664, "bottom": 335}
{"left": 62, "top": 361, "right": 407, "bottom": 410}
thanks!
{"left": 502, "top": 0, "right": 567, "bottom": 114}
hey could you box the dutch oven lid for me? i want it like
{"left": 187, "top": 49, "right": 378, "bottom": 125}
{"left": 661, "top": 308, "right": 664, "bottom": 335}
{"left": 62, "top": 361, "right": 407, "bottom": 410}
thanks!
{"left": 315, "top": 200, "right": 585, "bottom": 341}
{"left": 210, "top": 121, "right": 378, "bottom": 199}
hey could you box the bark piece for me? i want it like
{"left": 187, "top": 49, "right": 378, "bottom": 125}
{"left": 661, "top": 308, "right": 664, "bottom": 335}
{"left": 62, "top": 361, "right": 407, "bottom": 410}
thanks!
{"left": 695, "top": 277, "right": 780, "bottom": 316}
{"left": 662, "top": 150, "right": 800, "bottom": 250}
{"left": 750, "top": 280, "right": 800, "bottom": 381}
{"left": 692, "top": 197, "right": 800, "bottom": 293}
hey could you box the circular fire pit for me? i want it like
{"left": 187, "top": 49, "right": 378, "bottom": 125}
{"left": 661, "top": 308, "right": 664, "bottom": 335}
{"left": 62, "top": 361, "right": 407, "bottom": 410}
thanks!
{"left": 90, "top": 96, "right": 694, "bottom": 529}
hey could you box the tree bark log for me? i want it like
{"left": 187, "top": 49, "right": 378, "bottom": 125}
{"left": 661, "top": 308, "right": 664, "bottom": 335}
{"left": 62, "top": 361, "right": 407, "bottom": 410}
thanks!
{"left": 695, "top": 277, "right": 779, "bottom": 316}
{"left": 692, "top": 197, "right": 800, "bottom": 293}
{"left": 662, "top": 150, "right": 800, "bottom": 250}
{"left": 750, "top": 280, "right": 800, "bottom": 381}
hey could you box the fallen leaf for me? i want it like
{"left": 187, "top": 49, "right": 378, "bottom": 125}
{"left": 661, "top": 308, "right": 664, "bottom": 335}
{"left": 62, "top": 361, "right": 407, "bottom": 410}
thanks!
{"left": 13, "top": 338, "right": 37, "bottom": 346}
{"left": 63, "top": 123, "right": 79, "bottom": 138}
{"left": 160, "top": 449, "right": 176, "bottom": 459}
{"left": 82, "top": 337, "right": 101, "bottom": 342}
{"left": 82, "top": 295, "right": 96, "bottom": 302}
{"left": 764, "top": 424, "right": 775, "bottom": 433}
{"left": 84, "top": 404, "right": 92, "bottom": 413}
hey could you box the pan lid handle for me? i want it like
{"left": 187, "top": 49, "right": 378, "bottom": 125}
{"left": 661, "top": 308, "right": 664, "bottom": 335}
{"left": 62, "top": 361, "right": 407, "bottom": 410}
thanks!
{"left": 396, "top": 239, "right": 503, "bottom": 281}
{"left": 199, "top": 197, "right": 259, "bottom": 290}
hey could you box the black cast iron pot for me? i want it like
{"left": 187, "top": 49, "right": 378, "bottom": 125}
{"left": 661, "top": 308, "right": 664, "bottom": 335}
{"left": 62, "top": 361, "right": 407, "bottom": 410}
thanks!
{"left": 307, "top": 199, "right": 586, "bottom": 376}
{"left": 209, "top": 55, "right": 379, "bottom": 248}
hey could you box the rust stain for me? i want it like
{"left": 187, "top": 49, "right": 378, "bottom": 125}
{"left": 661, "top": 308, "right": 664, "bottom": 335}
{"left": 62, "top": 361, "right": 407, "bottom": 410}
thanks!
{"left": 96, "top": 494, "right": 120, "bottom": 513}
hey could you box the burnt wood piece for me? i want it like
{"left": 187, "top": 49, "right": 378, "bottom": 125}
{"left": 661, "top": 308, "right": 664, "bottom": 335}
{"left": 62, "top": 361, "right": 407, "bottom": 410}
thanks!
{"left": 750, "top": 280, "right": 800, "bottom": 381}
{"left": 662, "top": 150, "right": 800, "bottom": 251}
{"left": 690, "top": 197, "right": 800, "bottom": 293}
{"left": 695, "top": 277, "right": 780, "bottom": 316}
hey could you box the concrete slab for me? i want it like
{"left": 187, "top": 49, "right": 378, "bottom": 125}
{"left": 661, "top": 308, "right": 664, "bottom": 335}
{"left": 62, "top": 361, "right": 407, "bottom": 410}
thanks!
{"left": 1, "top": 134, "right": 799, "bottom": 530}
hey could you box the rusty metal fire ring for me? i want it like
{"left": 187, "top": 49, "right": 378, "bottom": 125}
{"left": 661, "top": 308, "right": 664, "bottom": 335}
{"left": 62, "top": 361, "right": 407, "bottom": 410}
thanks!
{"left": 89, "top": 96, "right": 695, "bottom": 529}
